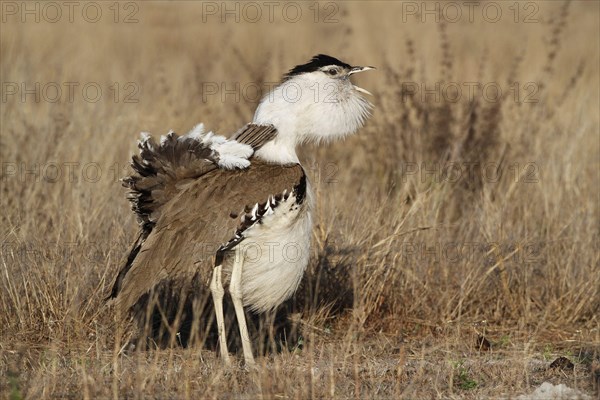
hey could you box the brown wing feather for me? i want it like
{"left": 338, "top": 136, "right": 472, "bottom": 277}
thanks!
{"left": 123, "top": 133, "right": 216, "bottom": 226}
{"left": 230, "top": 123, "right": 277, "bottom": 149}
{"left": 112, "top": 160, "right": 304, "bottom": 313}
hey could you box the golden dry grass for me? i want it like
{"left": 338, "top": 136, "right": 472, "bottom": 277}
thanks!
{"left": 1, "top": 1, "right": 599, "bottom": 398}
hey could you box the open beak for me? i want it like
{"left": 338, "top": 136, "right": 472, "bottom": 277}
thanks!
{"left": 349, "top": 66, "right": 376, "bottom": 75}
{"left": 349, "top": 66, "right": 375, "bottom": 96}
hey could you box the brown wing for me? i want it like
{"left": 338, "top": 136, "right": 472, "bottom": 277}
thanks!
{"left": 111, "top": 160, "right": 304, "bottom": 313}
{"left": 108, "top": 125, "right": 278, "bottom": 302}
{"left": 124, "top": 125, "right": 276, "bottom": 227}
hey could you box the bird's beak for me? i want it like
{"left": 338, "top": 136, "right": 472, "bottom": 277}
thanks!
{"left": 349, "top": 66, "right": 375, "bottom": 96}
{"left": 349, "top": 66, "right": 376, "bottom": 75}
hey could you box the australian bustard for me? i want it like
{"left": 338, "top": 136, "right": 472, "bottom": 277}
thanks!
{"left": 107, "top": 54, "right": 374, "bottom": 365}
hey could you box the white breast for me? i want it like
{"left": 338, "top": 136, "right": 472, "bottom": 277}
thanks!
{"left": 231, "top": 183, "right": 313, "bottom": 313}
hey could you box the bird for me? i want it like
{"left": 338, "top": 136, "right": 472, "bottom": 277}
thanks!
{"left": 107, "top": 54, "right": 374, "bottom": 365}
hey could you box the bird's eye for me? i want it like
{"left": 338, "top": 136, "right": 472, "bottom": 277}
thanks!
{"left": 327, "top": 68, "right": 337, "bottom": 75}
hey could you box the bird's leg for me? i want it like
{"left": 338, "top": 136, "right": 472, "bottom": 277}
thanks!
{"left": 210, "top": 264, "right": 231, "bottom": 365}
{"left": 229, "top": 249, "right": 255, "bottom": 366}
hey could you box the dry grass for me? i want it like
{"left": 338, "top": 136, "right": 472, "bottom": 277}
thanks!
{"left": 1, "top": 1, "right": 599, "bottom": 398}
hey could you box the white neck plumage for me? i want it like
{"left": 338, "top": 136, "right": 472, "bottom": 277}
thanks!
{"left": 252, "top": 75, "right": 372, "bottom": 165}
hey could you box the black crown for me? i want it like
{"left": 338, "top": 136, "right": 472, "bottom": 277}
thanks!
{"left": 283, "top": 54, "right": 351, "bottom": 81}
